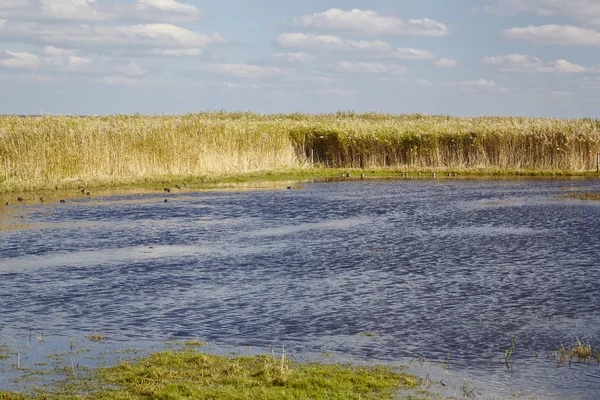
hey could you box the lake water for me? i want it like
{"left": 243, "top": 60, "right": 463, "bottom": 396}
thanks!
{"left": 1, "top": 178, "right": 600, "bottom": 398}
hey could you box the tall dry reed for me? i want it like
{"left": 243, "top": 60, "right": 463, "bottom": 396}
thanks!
{"left": 1, "top": 112, "right": 599, "bottom": 191}
{"left": 289, "top": 113, "right": 600, "bottom": 171}
{"left": 0, "top": 113, "right": 298, "bottom": 191}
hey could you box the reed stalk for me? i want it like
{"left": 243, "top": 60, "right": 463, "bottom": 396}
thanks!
{"left": 1, "top": 112, "right": 599, "bottom": 192}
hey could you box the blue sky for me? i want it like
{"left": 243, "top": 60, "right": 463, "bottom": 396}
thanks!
{"left": 1, "top": 0, "right": 599, "bottom": 117}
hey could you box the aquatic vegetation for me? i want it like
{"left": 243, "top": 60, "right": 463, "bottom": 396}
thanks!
{"left": 184, "top": 339, "right": 206, "bottom": 347}
{"left": 462, "top": 379, "right": 478, "bottom": 399}
{"left": 564, "top": 192, "right": 600, "bottom": 201}
{"left": 505, "top": 336, "right": 516, "bottom": 367}
{"left": 0, "top": 345, "right": 10, "bottom": 360}
{"left": 86, "top": 332, "right": 106, "bottom": 343}
{"left": 554, "top": 339, "right": 600, "bottom": 366}
{"left": 439, "top": 354, "right": 451, "bottom": 369}
{"left": 1, "top": 113, "right": 599, "bottom": 192}
{"left": 0, "top": 349, "right": 420, "bottom": 399}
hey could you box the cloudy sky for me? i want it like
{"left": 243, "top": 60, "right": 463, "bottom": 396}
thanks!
{"left": 0, "top": 0, "right": 599, "bottom": 117}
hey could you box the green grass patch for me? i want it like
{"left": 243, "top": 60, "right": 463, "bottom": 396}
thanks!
{"left": 0, "top": 350, "right": 420, "bottom": 400}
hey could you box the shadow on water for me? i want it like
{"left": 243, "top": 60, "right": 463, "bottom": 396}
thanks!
{"left": 1, "top": 177, "right": 600, "bottom": 398}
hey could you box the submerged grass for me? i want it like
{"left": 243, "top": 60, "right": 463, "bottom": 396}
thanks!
{"left": 563, "top": 192, "right": 600, "bottom": 201}
{"left": 1, "top": 112, "right": 600, "bottom": 193}
{"left": 86, "top": 333, "right": 107, "bottom": 343}
{"left": 0, "top": 349, "right": 420, "bottom": 400}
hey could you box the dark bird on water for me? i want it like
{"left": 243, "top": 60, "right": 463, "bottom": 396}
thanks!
{"left": 164, "top": 199, "right": 168, "bottom": 203}
{"left": 164, "top": 188, "right": 171, "bottom": 193}
{"left": 60, "top": 199, "right": 66, "bottom": 203}
{"left": 287, "top": 186, "right": 292, "bottom": 190}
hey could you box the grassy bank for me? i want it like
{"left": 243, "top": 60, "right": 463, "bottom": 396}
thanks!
{"left": 0, "top": 349, "right": 422, "bottom": 400}
{"left": 1, "top": 112, "right": 600, "bottom": 192}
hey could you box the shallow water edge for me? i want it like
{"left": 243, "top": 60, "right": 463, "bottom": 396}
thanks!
{"left": 1, "top": 166, "right": 599, "bottom": 196}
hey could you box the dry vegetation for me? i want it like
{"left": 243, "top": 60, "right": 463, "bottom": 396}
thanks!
{"left": 554, "top": 339, "right": 600, "bottom": 365}
{"left": 1, "top": 112, "right": 599, "bottom": 192}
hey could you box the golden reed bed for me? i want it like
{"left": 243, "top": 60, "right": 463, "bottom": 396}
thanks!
{"left": 1, "top": 112, "right": 599, "bottom": 192}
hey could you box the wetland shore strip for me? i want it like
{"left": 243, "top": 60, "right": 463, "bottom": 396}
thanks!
{"left": 1, "top": 112, "right": 600, "bottom": 193}
{"left": 0, "top": 344, "right": 425, "bottom": 400}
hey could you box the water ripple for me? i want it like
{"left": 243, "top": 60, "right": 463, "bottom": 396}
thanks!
{"left": 1, "top": 178, "right": 600, "bottom": 398}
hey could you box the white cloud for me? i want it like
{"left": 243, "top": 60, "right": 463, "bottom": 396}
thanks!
{"left": 291, "top": 8, "right": 449, "bottom": 37}
{"left": 0, "top": 48, "right": 147, "bottom": 78}
{"left": 388, "top": 48, "right": 437, "bottom": 60}
{"left": 487, "top": 0, "right": 600, "bottom": 26}
{"left": 0, "top": 71, "right": 55, "bottom": 84}
{"left": 483, "top": 54, "right": 589, "bottom": 73}
{"left": 48, "top": 55, "right": 94, "bottom": 71}
{"left": 485, "top": 0, "right": 554, "bottom": 16}
{"left": 0, "top": 1, "right": 217, "bottom": 61}
{"left": 271, "top": 52, "right": 316, "bottom": 64}
{"left": 0, "top": 50, "right": 40, "bottom": 70}
{"left": 336, "top": 61, "right": 407, "bottom": 74}
{"left": 216, "top": 82, "right": 260, "bottom": 89}
{"left": 136, "top": 0, "right": 199, "bottom": 14}
{"left": 451, "top": 78, "right": 510, "bottom": 92}
{"left": 151, "top": 48, "right": 205, "bottom": 56}
{"left": 483, "top": 54, "right": 551, "bottom": 72}
{"left": 580, "top": 76, "right": 600, "bottom": 88}
{"left": 0, "top": 0, "right": 101, "bottom": 22}
{"left": 553, "top": 59, "right": 587, "bottom": 73}
{"left": 42, "top": 46, "right": 76, "bottom": 56}
{"left": 116, "top": 61, "right": 147, "bottom": 76}
{"left": 406, "top": 18, "right": 449, "bottom": 37}
{"left": 97, "top": 75, "right": 140, "bottom": 86}
{"left": 0, "top": 0, "right": 204, "bottom": 23}
{"left": 211, "top": 64, "right": 295, "bottom": 79}
{"left": 417, "top": 79, "right": 432, "bottom": 86}
{"left": 305, "top": 71, "right": 341, "bottom": 84}
{"left": 504, "top": 24, "right": 600, "bottom": 46}
{"left": 0, "top": 21, "right": 226, "bottom": 53}
{"left": 276, "top": 33, "right": 390, "bottom": 52}
{"left": 317, "top": 88, "right": 357, "bottom": 96}
{"left": 107, "top": 0, "right": 204, "bottom": 23}
{"left": 275, "top": 35, "right": 440, "bottom": 69}
{"left": 435, "top": 58, "right": 457, "bottom": 67}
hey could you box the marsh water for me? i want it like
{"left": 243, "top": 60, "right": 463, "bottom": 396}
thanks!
{"left": 1, "top": 178, "right": 600, "bottom": 398}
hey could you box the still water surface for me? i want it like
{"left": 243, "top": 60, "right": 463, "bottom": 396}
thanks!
{"left": 1, "top": 178, "right": 600, "bottom": 398}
